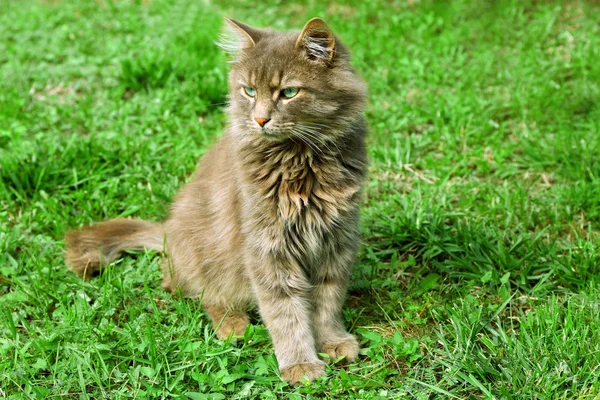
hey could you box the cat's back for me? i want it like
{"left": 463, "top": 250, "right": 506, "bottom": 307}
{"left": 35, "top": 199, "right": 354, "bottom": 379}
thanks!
{"left": 162, "top": 133, "right": 251, "bottom": 298}
{"left": 165, "top": 133, "right": 243, "bottom": 246}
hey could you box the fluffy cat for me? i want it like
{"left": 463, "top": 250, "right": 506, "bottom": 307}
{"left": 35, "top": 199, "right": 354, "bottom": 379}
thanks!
{"left": 65, "top": 17, "right": 367, "bottom": 384}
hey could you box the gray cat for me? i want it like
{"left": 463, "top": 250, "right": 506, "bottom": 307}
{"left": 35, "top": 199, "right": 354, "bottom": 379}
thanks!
{"left": 65, "top": 17, "right": 368, "bottom": 384}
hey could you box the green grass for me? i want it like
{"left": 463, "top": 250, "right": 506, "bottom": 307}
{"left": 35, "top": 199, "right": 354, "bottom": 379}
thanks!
{"left": 1, "top": 0, "right": 600, "bottom": 398}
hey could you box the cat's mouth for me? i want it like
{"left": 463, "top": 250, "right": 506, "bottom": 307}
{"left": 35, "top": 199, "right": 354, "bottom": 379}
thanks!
{"left": 252, "top": 123, "right": 330, "bottom": 152}
{"left": 248, "top": 121, "right": 327, "bottom": 147}
{"left": 254, "top": 126, "right": 292, "bottom": 141}
{"left": 261, "top": 128, "right": 279, "bottom": 136}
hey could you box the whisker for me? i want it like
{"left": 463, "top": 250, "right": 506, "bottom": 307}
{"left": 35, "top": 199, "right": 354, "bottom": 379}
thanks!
{"left": 294, "top": 131, "right": 321, "bottom": 155}
{"left": 301, "top": 121, "right": 333, "bottom": 131}
{"left": 295, "top": 123, "right": 346, "bottom": 165}
{"left": 291, "top": 129, "right": 322, "bottom": 155}
{"left": 296, "top": 126, "right": 335, "bottom": 152}
{"left": 289, "top": 130, "right": 314, "bottom": 152}
{"left": 228, "top": 121, "right": 255, "bottom": 137}
{"left": 207, "top": 101, "right": 231, "bottom": 108}
{"left": 296, "top": 127, "right": 332, "bottom": 152}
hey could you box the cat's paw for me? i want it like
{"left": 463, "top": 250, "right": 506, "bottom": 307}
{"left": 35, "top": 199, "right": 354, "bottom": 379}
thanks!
{"left": 215, "top": 311, "right": 249, "bottom": 340}
{"left": 319, "top": 335, "right": 360, "bottom": 363}
{"left": 280, "top": 361, "right": 326, "bottom": 385}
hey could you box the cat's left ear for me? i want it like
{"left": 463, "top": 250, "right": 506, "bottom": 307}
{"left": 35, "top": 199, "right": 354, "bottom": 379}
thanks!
{"left": 218, "top": 18, "right": 264, "bottom": 57}
{"left": 295, "top": 18, "right": 336, "bottom": 64}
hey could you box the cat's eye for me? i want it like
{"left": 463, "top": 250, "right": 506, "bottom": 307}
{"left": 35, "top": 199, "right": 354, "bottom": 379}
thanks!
{"left": 280, "top": 87, "right": 299, "bottom": 99}
{"left": 243, "top": 87, "right": 257, "bottom": 97}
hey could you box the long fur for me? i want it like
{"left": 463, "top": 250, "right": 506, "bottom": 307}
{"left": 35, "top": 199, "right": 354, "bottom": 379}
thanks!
{"left": 65, "top": 219, "right": 163, "bottom": 278}
{"left": 65, "top": 17, "right": 367, "bottom": 385}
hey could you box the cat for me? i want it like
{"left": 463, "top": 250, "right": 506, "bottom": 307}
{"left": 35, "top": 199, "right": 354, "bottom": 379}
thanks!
{"left": 65, "top": 17, "right": 367, "bottom": 385}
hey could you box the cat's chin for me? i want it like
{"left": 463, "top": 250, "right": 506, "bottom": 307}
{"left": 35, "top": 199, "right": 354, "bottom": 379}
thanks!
{"left": 254, "top": 130, "right": 290, "bottom": 142}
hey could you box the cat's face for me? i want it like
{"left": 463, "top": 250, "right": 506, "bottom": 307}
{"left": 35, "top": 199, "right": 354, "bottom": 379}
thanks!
{"left": 222, "top": 18, "right": 366, "bottom": 143}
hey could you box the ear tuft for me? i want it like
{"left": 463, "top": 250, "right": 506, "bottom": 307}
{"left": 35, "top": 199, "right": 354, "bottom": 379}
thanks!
{"left": 217, "top": 18, "right": 262, "bottom": 58}
{"left": 295, "top": 18, "right": 336, "bottom": 64}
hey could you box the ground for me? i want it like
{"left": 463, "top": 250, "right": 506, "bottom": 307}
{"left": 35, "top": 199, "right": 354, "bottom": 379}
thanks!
{"left": 1, "top": 0, "right": 600, "bottom": 398}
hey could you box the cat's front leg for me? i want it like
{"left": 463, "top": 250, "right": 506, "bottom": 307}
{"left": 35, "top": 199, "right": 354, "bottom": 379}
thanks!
{"left": 313, "top": 248, "right": 360, "bottom": 363}
{"left": 249, "top": 259, "right": 325, "bottom": 385}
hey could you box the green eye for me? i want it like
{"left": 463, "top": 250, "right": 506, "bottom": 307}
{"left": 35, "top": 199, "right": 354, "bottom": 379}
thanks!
{"left": 243, "top": 87, "right": 256, "bottom": 97}
{"left": 281, "top": 87, "right": 299, "bottom": 99}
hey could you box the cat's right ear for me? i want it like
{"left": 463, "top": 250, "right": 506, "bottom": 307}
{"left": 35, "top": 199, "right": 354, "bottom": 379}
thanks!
{"left": 217, "top": 18, "right": 262, "bottom": 57}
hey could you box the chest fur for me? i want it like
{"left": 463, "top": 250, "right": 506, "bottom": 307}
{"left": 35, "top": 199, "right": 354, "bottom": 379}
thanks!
{"left": 241, "top": 144, "right": 363, "bottom": 263}
{"left": 258, "top": 150, "right": 360, "bottom": 224}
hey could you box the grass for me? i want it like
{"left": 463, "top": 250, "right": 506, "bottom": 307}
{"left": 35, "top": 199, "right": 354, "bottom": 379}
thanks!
{"left": 1, "top": 0, "right": 600, "bottom": 398}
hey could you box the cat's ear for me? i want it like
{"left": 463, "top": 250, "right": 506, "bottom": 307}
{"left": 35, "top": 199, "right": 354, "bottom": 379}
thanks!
{"left": 217, "top": 18, "right": 263, "bottom": 57}
{"left": 295, "top": 18, "right": 336, "bottom": 64}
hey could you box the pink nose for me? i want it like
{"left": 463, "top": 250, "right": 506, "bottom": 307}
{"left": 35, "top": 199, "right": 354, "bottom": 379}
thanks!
{"left": 255, "top": 118, "right": 270, "bottom": 127}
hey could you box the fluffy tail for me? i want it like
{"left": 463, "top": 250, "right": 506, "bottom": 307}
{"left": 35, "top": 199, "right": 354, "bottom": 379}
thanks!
{"left": 65, "top": 219, "right": 164, "bottom": 278}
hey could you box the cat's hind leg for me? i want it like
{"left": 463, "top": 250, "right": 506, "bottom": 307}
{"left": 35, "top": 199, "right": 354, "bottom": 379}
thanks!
{"left": 160, "top": 244, "right": 252, "bottom": 340}
{"left": 203, "top": 303, "right": 250, "bottom": 339}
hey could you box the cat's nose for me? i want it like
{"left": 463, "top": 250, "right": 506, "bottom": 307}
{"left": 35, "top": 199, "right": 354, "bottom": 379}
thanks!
{"left": 255, "top": 118, "right": 270, "bottom": 127}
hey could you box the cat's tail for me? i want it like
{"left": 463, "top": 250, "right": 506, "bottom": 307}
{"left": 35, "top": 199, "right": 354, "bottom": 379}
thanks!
{"left": 65, "top": 219, "right": 165, "bottom": 278}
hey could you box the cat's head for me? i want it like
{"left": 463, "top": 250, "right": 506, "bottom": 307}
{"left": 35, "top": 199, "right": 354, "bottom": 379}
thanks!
{"left": 220, "top": 18, "right": 366, "bottom": 143}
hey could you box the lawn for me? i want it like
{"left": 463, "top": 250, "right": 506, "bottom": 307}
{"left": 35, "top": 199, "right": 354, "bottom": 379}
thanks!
{"left": 1, "top": 0, "right": 600, "bottom": 398}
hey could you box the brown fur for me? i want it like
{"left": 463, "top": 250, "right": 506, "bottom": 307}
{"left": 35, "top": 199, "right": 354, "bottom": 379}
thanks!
{"left": 65, "top": 18, "right": 367, "bottom": 385}
{"left": 65, "top": 219, "right": 164, "bottom": 278}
